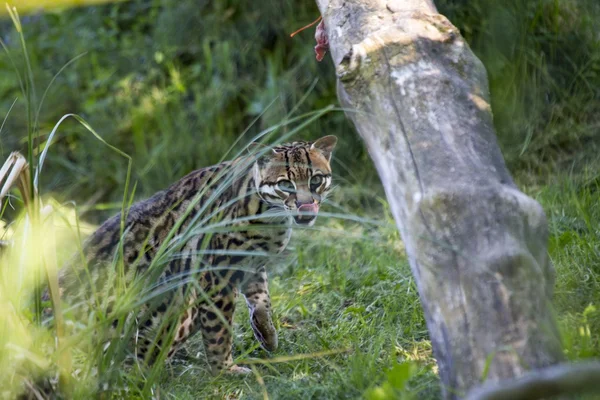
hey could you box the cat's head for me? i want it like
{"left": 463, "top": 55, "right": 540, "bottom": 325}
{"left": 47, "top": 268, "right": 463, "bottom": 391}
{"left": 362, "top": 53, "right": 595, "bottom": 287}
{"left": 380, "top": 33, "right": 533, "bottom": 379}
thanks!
{"left": 252, "top": 135, "right": 337, "bottom": 226}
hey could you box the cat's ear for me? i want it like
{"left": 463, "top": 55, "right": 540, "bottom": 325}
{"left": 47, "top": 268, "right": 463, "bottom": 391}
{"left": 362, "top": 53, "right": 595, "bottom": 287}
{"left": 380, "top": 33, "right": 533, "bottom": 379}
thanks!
{"left": 247, "top": 142, "right": 276, "bottom": 165}
{"left": 310, "top": 135, "right": 337, "bottom": 161}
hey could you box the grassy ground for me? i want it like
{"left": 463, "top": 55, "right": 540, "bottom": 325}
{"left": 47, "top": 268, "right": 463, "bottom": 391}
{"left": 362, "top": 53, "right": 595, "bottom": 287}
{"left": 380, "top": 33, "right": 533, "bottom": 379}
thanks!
{"left": 1, "top": 0, "right": 599, "bottom": 399}
{"left": 155, "top": 172, "right": 600, "bottom": 400}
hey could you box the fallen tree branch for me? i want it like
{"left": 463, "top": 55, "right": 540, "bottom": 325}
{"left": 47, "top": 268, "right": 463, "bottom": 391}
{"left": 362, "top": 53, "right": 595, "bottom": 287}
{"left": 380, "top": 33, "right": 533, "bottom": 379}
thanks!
{"left": 466, "top": 361, "right": 600, "bottom": 400}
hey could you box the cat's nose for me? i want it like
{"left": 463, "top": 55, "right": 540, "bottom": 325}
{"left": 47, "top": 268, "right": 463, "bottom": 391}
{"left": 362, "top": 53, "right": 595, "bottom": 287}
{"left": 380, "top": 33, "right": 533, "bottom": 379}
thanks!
{"left": 295, "top": 187, "right": 313, "bottom": 205}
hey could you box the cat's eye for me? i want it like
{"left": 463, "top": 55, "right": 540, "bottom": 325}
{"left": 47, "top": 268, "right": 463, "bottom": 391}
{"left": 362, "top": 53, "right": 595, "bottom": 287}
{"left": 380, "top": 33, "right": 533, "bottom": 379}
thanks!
{"left": 310, "top": 175, "right": 323, "bottom": 188}
{"left": 277, "top": 180, "right": 296, "bottom": 193}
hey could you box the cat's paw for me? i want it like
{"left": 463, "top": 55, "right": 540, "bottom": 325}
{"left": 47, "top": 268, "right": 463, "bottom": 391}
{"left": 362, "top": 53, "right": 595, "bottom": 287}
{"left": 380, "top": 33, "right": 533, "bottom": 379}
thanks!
{"left": 227, "top": 365, "right": 252, "bottom": 374}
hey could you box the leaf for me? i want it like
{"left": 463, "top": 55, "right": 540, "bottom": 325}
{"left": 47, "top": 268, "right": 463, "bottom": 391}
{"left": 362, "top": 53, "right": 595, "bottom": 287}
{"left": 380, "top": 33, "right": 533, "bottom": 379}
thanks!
{"left": 386, "top": 361, "right": 416, "bottom": 390}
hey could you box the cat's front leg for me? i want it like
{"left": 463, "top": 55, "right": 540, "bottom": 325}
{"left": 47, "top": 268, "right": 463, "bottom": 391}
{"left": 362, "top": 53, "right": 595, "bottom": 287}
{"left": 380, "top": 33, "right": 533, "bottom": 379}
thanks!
{"left": 241, "top": 266, "right": 277, "bottom": 351}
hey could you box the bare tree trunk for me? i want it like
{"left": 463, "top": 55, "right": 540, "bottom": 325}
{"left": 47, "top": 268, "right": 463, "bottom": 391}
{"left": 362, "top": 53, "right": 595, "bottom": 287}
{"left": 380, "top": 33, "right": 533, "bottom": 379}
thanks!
{"left": 314, "top": 0, "right": 564, "bottom": 397}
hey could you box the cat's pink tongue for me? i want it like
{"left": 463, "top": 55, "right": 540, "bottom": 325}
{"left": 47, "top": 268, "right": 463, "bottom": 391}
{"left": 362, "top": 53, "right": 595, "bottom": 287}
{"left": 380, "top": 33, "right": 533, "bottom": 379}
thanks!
{"left": 298, "top": 203, "right": 319, "bottom": 214}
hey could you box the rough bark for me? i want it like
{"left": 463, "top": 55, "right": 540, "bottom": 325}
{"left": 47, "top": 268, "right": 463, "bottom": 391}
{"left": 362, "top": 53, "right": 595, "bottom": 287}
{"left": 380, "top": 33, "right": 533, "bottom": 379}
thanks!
{"left": 315, "top": 0, "right": 564, "bottom": 397}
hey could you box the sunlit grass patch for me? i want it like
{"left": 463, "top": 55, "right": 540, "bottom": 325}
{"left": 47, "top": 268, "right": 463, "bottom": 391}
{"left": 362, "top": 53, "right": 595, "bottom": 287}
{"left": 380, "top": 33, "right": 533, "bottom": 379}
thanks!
{"left": 2, "top": 0, "right": 130, "bottom": 16}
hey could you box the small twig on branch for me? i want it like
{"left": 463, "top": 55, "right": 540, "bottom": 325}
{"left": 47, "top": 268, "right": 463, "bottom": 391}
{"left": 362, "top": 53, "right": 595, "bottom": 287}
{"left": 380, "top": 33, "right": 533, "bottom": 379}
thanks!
{"left": 465, "top": 361, "right": 600, "bottom": 400}
{"left": 289, "top": 16, "right": 322, "bottom": 38}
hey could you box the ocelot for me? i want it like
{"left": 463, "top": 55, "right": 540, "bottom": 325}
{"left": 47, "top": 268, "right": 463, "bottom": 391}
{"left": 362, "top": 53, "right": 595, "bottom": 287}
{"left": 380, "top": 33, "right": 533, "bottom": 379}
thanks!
{"left": 47, "top": 135, "right": 337, "bottom": 375}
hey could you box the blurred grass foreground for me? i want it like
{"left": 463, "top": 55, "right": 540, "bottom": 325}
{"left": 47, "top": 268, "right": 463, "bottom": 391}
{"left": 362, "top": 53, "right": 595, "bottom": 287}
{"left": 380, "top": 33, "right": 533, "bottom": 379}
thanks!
{"left": 1, "top": 0, "right": 129, "bottom": 15}
{"left": 1, "top": 0, "right": 599, "bottom": 398}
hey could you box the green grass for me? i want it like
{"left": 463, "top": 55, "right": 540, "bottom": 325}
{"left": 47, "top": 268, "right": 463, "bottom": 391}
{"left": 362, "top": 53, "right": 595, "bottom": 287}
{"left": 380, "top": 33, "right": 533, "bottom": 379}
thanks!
{"left": 536, "top": 174, "right": 600, "bottom": 362}
{"left": 1, "top": 0, "right": 600, "bottom": 398}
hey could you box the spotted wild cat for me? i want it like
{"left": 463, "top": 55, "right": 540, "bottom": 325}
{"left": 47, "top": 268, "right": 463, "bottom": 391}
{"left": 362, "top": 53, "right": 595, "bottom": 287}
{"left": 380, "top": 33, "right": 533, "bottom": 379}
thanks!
{"left": 49, "top": 135, "right": 337, "bottom": 375}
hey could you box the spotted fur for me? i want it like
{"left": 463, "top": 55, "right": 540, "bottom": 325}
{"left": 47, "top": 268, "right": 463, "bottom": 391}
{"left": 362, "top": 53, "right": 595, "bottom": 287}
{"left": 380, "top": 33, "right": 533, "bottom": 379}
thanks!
{"left": 49, "top": 135, "right": 337, "bottom": 375}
